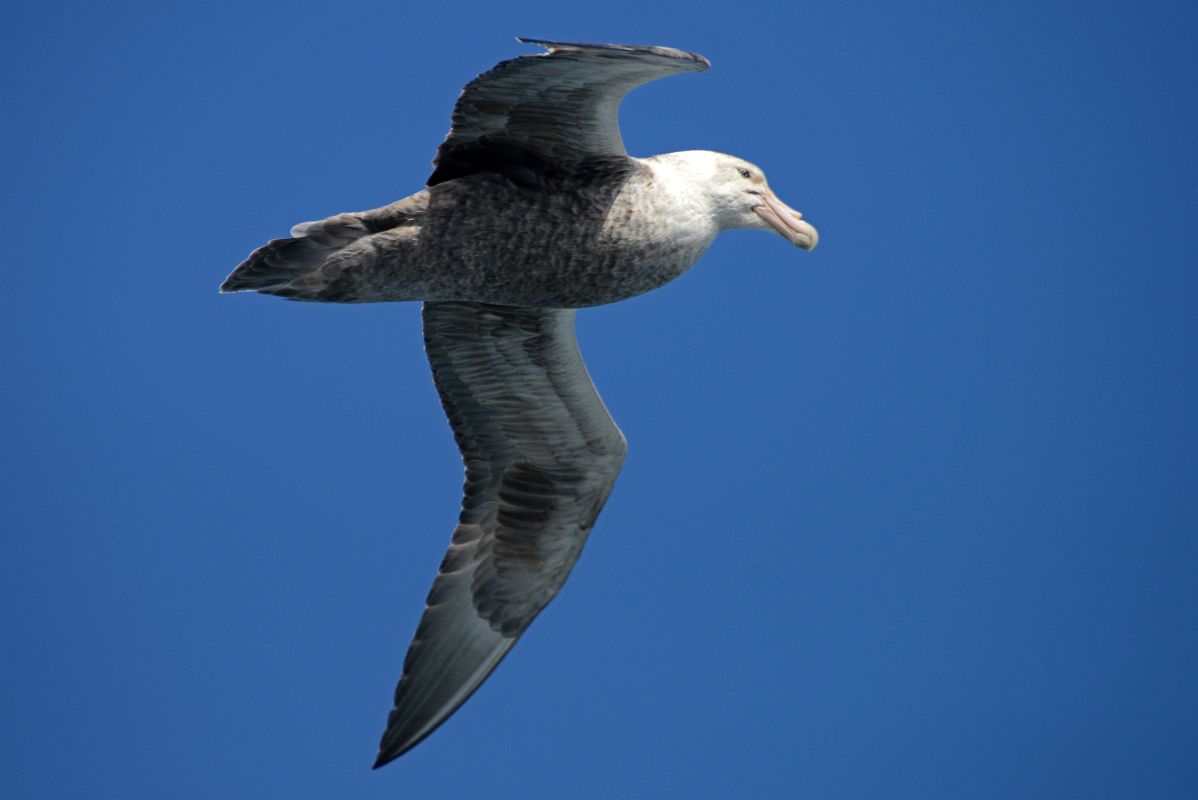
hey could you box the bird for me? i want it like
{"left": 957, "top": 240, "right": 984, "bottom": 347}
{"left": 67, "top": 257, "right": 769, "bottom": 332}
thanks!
{"left": 221, "top": 37, "right": 818, "bottom": 768}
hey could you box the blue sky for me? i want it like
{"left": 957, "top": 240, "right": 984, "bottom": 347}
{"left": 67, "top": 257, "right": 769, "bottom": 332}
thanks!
{"left": 4, "top": 1, "right": 1196, "bottom": 797}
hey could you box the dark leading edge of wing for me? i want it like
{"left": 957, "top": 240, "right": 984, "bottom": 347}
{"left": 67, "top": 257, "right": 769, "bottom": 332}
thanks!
{"left": 373, "top": 302, "right": 627, "bottom": 767}
{"left": 426, "top": 37, "right": 710, "bottom": 186}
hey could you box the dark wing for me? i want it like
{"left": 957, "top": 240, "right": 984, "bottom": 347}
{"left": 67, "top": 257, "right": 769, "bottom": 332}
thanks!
{"left": 374, "top": 302, "right": 627, "bottom": 767}
{"left": 426, "top": 37, "right": 709, "bottom": 186}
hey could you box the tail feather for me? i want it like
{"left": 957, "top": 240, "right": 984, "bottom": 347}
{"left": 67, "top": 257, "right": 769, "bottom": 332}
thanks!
{"left": 220, "top": 192, "right": 429, "bottom": 301}
{"left": 219, "top": 235, "right": 334, "bottom": 294}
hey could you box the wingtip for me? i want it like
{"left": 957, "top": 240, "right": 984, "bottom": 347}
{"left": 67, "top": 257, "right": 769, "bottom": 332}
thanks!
{"left": 372, "top": 730, "right": 424, "bottom": 769}
{"left": 515, "top": 36, "right": 561, "bottom": 51}
{"left": 513, "top": 37, "right": 709, "bottom": 68}
{"left": 372, "top": 730, "right": 429, "bottom": 768}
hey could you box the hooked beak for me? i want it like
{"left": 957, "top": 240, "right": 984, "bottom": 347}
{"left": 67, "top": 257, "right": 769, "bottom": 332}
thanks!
{"left": 755, "top": 193, "right": 819, "bottom": 251}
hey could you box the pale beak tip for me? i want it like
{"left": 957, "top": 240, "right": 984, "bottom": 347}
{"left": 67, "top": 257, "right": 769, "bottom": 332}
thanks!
{"left": 798, "top": 226, "right": 819, "bottom": 251}
{"left": 757, "top": 194, "right": 819, "bottom": 253}
{"left": 790, "top": 219, "right": 818, "bottom": 251}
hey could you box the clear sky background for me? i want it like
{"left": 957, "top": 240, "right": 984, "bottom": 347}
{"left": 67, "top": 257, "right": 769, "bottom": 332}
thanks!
{"left": 4, "top": 2, "right": 1196, "bottom": 798}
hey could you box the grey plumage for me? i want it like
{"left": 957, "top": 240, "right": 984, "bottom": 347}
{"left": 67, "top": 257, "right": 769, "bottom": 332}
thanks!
{"left": 375, "top": 303, "right": 625, "bottom": 764}
{"left": 427, "top": 38, "right": 708, "bottom": 186}
{"left": 221, "top": 37, "right": 818, "bottom": 768}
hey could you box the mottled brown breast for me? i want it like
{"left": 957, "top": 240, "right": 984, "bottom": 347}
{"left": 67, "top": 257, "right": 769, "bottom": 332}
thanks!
{"left": 413, "top": 159, "right": 714, "bottom": 307}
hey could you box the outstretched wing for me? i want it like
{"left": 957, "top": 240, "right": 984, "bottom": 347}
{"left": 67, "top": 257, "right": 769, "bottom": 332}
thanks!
{"left": 374, "top": 301, "right": 627, "bottom": 766}
{"left": 427, "top": 37, "right": 709, "bottom": 185}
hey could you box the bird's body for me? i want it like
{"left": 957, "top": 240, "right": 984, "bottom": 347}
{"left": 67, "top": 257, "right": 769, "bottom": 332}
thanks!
{"left": 221, "top": 38, "right": 818, "bottom": 767}
{"left": 227, "top": 151, "right": 791, "bottom": 307}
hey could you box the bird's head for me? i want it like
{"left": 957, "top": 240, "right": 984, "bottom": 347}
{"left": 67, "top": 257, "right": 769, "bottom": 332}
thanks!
{"left": 658, "top": 151, "right": 819, "bottom": 251}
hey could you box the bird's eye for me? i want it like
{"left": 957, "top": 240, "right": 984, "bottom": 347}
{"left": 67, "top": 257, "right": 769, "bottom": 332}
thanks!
{"left": 737, "top": 168, "right": 752, "bottom": 179}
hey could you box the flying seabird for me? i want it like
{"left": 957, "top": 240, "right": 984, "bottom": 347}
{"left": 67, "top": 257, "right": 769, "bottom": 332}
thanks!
{"left": 221, "top": 37, "right": 819, "bottom": 768}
